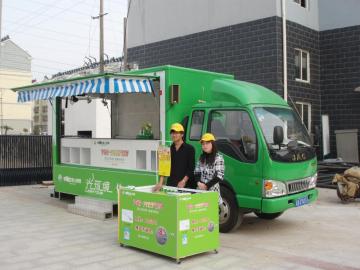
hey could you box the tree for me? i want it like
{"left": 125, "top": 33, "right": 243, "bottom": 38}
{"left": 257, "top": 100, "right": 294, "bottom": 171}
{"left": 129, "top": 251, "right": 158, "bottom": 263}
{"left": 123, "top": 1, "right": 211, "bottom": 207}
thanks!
{"left": 1, "top": 125, "right": 14, "bottom": 135}
{"left": 23, "top": 128, "right": 29, "bottom": 134}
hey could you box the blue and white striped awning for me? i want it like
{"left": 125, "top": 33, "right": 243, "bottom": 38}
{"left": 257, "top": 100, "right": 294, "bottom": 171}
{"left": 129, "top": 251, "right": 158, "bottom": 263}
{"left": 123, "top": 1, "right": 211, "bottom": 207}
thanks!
{"left": 16, "top": 75, "right": 154, "bottom": 102}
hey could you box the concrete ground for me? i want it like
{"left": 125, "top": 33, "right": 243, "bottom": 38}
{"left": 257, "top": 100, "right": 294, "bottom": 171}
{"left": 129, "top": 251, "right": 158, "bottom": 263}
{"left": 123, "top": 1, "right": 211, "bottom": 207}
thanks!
{"left": 0, "top": 185, "right": 359, "bottom": 270}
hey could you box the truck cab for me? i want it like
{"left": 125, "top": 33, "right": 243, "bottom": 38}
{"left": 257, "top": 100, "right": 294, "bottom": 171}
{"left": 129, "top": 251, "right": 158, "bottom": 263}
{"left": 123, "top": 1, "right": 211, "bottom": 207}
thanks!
{"left": 185, "top": 79, "right": 318, "bottom": 232}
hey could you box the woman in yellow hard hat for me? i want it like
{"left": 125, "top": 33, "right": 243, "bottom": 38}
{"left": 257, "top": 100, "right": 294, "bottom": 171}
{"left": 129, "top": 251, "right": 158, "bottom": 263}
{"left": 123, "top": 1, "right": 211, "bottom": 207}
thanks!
{"left": 194, "top": 133, "right": 224, "bottom": 204}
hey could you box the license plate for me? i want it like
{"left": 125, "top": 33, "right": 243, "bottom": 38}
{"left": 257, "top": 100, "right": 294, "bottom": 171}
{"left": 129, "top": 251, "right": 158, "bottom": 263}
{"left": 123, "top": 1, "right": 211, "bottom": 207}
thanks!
{"left": 295, "top": 196, "right": 309, "bottom": 207}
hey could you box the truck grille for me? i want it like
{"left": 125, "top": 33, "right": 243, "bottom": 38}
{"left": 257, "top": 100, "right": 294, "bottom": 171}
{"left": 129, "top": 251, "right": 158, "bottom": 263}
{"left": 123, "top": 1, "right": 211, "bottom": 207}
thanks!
{"left": 287, "top": 177, "right": 311, "bottom": 194}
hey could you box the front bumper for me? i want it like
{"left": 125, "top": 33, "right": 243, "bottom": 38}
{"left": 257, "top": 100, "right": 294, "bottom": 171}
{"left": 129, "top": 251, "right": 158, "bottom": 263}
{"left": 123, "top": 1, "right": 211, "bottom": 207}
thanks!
{"left": 261, "top": 188, "right": 318, "bottom": 213}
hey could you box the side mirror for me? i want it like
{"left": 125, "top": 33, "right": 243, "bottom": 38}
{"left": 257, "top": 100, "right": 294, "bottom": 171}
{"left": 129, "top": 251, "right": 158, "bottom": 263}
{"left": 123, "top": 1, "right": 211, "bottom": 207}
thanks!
{"left": 273, "top": 126, "right": 284, "bottom": 145}
{"left": 314, "top": 125, "right": 320, "bottom": 146}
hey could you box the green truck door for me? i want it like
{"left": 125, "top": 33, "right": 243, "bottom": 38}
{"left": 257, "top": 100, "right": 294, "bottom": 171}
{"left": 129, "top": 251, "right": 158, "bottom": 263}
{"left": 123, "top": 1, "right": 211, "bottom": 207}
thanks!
{"left": 187, "top": 108, "right": 263, "bottom": 210}
{"left": 206, "top": 109, "right": 263, "bottom": 210}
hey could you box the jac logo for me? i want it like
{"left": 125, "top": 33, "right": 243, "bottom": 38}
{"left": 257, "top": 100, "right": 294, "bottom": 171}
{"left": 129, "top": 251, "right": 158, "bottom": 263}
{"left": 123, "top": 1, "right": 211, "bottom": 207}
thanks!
{"left": 292, "top": 153, "right": 306, "bottom": 161}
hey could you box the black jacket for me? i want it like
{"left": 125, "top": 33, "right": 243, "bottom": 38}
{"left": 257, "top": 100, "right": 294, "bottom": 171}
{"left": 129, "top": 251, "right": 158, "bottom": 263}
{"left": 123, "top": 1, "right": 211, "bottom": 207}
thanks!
{"left": 167, "top": 142, "right": 196, "bottom": 188}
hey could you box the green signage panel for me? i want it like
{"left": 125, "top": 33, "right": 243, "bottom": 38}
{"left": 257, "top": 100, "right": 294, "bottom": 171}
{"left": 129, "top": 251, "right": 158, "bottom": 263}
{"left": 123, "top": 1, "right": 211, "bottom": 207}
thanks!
{"left": 118, "top": 186, "right": 219, "bottom": 262}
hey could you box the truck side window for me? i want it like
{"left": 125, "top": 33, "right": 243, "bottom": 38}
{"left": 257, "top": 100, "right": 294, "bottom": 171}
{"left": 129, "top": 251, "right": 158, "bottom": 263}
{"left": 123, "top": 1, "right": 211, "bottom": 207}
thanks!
{"left": 209, "top": 110, "right": 257, "bottom": 162}
{"left": 189, "top": 110, "right": 205, "bottom": 140}
{"left": 181, "top": 116, "right": 189, "bottom": 140}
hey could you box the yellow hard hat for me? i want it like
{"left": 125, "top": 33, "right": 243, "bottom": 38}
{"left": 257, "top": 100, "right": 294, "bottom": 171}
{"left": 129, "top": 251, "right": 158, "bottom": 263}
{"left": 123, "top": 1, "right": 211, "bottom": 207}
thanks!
{"left": 200, "top": 133, "right": 216, "bottom": 142}
{"left": 170, "top": 123, "right": 184, "bottom": 133}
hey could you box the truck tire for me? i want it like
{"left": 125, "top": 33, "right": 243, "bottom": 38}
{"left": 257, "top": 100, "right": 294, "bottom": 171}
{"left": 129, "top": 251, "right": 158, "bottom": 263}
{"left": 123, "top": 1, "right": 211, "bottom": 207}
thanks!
{"left": 219, "top": 187, "right": 242, "bottom": 233}
{"left": 254, "top": 212, "right": 283, "bottom": 220}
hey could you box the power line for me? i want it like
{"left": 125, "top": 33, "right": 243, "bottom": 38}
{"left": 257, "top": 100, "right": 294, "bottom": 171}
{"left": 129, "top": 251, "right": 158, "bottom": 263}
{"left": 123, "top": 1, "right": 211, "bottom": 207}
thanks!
{"left": 1, "top": 40, "right": 121, "bottom": 71}
{"left": 1, "top": 54, "right": 85, "bottom": 70}
{"left": 4, "top": 18, "right": 123, "bottom": 44}
{"left": 8, "top": 41, "right": 89, "bottom": 55}
{"left": 1, "top": 66, "right": 62, "bottom": 78}
{"left": 10, "top": 28, "right": 119, "bottom": 48}
{"left": 35, "top": 58, "right": 78, "bottom": 67}
{"left": 4, "top": 3, "right": 124, "bottom": 35}
{"left": 27, "top": 0, "right": 125, "bottom": 23}
{"left": 5, "top": 0, "right": 61, "bottom": 33}
{"left": 108, "top": 0, "right": 123, "bottom": 58}
{"left": 87, "top": 0, "right": 97, "bottom": 57}
{"left": 1, "top": 61, "right": 77, "bottom": 73}
{"left": 1, "top": 43, "right": 122, "bottom": 73}
{"left": 0, "top": 53, "right": 72, "bottom": 66}
{"left": 11, "top": 31, "right": 99, "bottom": 48}
{"left": 3, "top": 3, "right": 125, "bottom": 59}
{"left": 1, "top": 49, "right": 91, "bottom": 69}
{"left": 1, "top": 56, "right": 90, "bottom": 71}
{"left": 1, "top": 53, "right": 122, "bottom": 75}
{"left": 1, "top": 1, "right": 127, "bottom": 80}
{"left": 4, "top": 0, "right": 89, "bottom": 34}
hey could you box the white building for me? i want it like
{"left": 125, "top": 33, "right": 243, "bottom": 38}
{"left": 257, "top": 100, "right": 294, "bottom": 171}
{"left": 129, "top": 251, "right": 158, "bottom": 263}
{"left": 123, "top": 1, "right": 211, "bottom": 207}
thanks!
{"left": 0, "top": 36, "right": 32, "bottom": 134}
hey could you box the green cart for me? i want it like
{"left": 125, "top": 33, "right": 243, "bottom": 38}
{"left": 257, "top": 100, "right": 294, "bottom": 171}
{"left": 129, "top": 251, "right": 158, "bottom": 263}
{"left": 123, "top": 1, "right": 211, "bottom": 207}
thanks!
{"left": 118, "top": 186, "right": 219, "bottom": 263}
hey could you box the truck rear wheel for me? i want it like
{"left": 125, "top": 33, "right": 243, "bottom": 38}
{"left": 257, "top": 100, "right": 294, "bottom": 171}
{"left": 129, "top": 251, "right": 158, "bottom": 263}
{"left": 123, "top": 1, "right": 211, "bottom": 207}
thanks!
{"left": 219, "top": 187, "right": 242, "bottom": 233}
{"left": 254, "top": 212, "right": 283, "bottom": 220}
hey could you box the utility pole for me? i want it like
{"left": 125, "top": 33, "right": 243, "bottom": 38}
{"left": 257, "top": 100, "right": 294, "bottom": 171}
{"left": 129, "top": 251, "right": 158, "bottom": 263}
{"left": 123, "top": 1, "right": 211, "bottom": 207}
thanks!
{"left": 123, "top": 17, "right": 127, "bottom": 71}
{"left": 0, "top": 0, "right": 2, "bottom": 41}
{"left": 92, "top": 0, "right": 107, "bottom": 74}
{"left": 123, "top": 0, "right": 132, "bottom": 71}
{"left": 282, "top": 0, "right": 288, "bottom": 102}
{"left": 99, "top": 0, "right": 104, "bottom": 73}
{"left": 0, "top": 0, "right": 3, "bottom": 134}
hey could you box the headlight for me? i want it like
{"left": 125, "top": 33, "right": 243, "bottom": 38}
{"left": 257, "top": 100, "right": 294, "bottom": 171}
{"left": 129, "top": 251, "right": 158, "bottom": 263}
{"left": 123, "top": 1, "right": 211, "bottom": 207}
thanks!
{"left": 263, "top": 180, "right": 287, "bottom": 198}
{"left": 308, "top": 173, "right": 317, "bottom": 189}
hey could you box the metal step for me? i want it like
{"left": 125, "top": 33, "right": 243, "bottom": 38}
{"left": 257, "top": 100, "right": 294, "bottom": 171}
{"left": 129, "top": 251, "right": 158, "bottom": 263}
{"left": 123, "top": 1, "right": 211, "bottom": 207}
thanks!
{"left": 67, "top": 196, "right": 115, "bottom": 220}
{"left": 68, "top": 204, "right": 113, "bottom": 220}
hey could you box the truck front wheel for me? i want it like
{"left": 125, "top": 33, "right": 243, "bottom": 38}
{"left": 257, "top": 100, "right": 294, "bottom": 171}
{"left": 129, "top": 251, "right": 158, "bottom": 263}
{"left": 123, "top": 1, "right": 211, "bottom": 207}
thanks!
{"left": 254, "top": 212, "right": 283, "bottom": 220}
{"left": 219, "top": 187, "right": 242, "bottom": 233}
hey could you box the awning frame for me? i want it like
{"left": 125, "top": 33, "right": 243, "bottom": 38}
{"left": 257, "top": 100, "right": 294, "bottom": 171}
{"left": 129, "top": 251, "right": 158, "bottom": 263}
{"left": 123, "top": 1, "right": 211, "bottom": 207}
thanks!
{"left": 13, "top": 73, "right": 158, "bottom": 103}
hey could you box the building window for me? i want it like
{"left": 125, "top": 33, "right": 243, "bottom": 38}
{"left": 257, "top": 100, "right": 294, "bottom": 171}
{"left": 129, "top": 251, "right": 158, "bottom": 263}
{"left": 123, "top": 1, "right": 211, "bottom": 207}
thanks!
{"left": 41, "top": 126, "right": 47, "bottom": 134}
{"left": 34, "top": 107, "right": 39, "bottom": 114}
{"left": 34, "top": 116, "right": 39, "bottom": 123}
{"left": 42, "top": 106, "right": 47, "bottom": 113}
{"left": 294, "top": 0, "right": 307, "bottom": 8}
{"left": 295, "top": 49, "right": 310, "bottom": 82}
{"left": 42, "top": 115, "right": 48, "bottom": 122}
{"left": 295, "top": 102, "right": 311, "bottom": 133}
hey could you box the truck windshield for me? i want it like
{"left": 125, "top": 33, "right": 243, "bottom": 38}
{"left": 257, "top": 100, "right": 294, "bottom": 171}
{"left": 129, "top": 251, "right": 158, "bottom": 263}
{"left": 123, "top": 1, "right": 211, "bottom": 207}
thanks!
{"left": 254, "top": 107, "right": 315, "bottom": 162}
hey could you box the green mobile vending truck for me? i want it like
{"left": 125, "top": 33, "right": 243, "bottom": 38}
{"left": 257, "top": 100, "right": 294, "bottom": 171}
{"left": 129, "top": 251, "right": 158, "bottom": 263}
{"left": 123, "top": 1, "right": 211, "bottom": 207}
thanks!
{"left": 14, "top": 65, "right": 318, "bottom": 232}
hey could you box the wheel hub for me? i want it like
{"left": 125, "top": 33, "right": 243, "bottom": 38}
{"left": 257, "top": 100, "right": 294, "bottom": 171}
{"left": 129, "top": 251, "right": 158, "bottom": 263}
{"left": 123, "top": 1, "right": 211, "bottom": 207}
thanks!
{"left": 219, "top": 198, "right": 230, "bottom": 224}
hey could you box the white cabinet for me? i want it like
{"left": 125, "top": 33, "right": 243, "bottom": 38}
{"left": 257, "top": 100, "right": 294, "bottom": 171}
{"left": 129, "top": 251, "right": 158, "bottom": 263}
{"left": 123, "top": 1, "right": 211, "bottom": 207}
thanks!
{"left": 60, "top": 138, "right": 159, "bottom": 171}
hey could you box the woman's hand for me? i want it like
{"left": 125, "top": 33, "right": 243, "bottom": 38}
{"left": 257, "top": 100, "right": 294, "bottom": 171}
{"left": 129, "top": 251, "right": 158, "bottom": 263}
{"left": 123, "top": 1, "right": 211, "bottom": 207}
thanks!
{"left": 177, "top": 179, "right": 186, "bottom": 188}
{"left": 153, "top": 176, "right": 164, "bottom": 192}
{"left": 197, "top": 182, "right": 208, "bottom": 190}
{"left": 152, "top": 183, "right": 163, "bottom": 192}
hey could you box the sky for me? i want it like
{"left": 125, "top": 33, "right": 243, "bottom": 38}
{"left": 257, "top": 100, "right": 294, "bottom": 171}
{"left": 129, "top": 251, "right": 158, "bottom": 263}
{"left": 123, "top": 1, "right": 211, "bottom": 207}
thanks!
{"left": 1, "top": 0, "right": 128, "bottom": 81}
